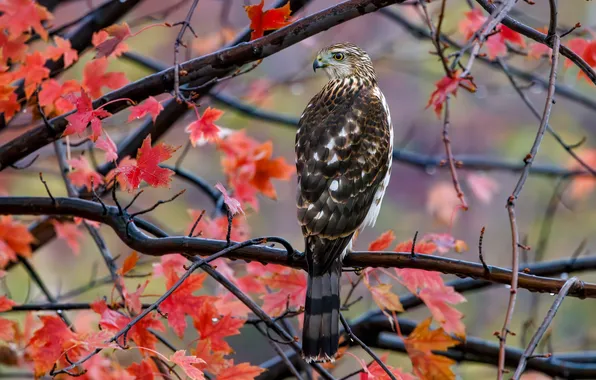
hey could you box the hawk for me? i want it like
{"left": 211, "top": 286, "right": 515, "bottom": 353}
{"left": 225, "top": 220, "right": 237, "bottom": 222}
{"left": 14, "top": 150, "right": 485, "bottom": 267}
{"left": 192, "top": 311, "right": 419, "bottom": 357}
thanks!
{"left": 296, "top": 43, "right": 393, "bottom": 363}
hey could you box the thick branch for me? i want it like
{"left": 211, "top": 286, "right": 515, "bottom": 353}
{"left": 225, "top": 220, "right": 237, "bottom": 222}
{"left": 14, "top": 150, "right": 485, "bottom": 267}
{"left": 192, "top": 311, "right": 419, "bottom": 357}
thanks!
{"left": 1, "top": 196, "right": 594, "bottom": 299}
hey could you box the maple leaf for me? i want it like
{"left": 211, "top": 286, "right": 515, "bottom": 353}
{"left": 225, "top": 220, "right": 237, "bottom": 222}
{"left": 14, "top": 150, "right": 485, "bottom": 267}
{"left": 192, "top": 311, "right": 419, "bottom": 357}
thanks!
{"left": 95, "top": 23, "right": 132, "bottom": 58}
{"left": 0, "top": 92, "right": 19, "bottom": 123}
{"left": 366, "top": 283, "right": 403, "bottom": 313}
{"left": 83, "top": 57, "right": 128, "bottom": 99}
{"left": 427, "top": 71, "right": 475, "bottom": 118}
{"left": 0, "top": 215, "right": 34, "bottom": 268}
{"left": 221, "top": 133, "right": 294, "bottom": 203}
{"left": 127, "top": 359, "right": 157, "bottom": 380}
{"left": 152, "top": 253, "right": 188, "bottom": 278}
{"left": 51, "top": 220, "right": 84, "bottom": 255}
{"left": 16, "top": 52, "right": 49, "bottom": 98}
{"left": 423, "top": 233, "right": 467, "bottom": 254}
{"left": 426, "top": 181, "right": 462, "bottom": 226}
{"left": 260, "top": 269, "right": 306, "bottom": 316}
{"left": 466, "top": 172, "right": 499, "bottom": 204}
{"left": 0, "top": 296, "right": 16, "bottom": 342}
{"left": 170, "top": 350, "right": 205, "bottom": 380}
{"left": 38, "top": 79, "right": 80, "bottom": 116}
{"left": 93, "top": 30, "right": 129, "bottom": 57}
{"left": 186, "top": 106, "right": 224, "bottom": 146}
{"left": 122, "top": 279, "right": 149, "bottom": 315}
{"left": 216, "top": 362, "right": 265, "bottom": 380}
{"left": 128, "top": 96, "right": 163, "bottom": 123}
{"left": 527, "top": 42, "right": 552, "bottom": 60}
{"left": 244, "top": 0, "right": 292, "bottom": 40}
{"left": 63, "top": 90, "right": 112, "bottom": 141}
{"left": 96, "top": 132, "right": 118, "bottom": 162}
{"left": 119, "top": 251, "right": 139, "bottom": 276}
{"left": 105, "top": 156, "right": 136, "bottom": 191}
{"left": 368, "top": 230, "right": 395, "bottom": 251}
{"left": 45, "top": 36, "right": 78, "bottom": 67}
{"left": 0, "top": 33, "right": 28, "bottom": 65}
{"left": 26, "top": 315, "right": 78, "bottom": 377}
{"left": 73, "top": 217, "right": 101, "bottom": 229}
{"left": 68, "top": 156, "right": 104, "bottom": 191}
{"left": 215, "top": 182, "right": 244, "bottom": 216}
{"left": 116, "top": 136, "right": 179, "bottom": 190}
{"left": 193, "top": 339, "right": 230, "bottom": 374}
{"left": 361, "top": 353, "right": 414, "bottom": 380}
{"left": 419, "top": 287, "right": 466, "bottom": 336}
{"left": 160, "top": 267, "right": 214, "bottom": 337}
{"left": 91, "top": 299, "right": 165, "bottom": 350}
{"left": 194, "top": 302, "right": 245, "bottom": 353}
{"left": 404, "top": 318, "right": 458, "bottom": 380}
{"left": 0, "top": 0, "right": 53, "bottom": 41}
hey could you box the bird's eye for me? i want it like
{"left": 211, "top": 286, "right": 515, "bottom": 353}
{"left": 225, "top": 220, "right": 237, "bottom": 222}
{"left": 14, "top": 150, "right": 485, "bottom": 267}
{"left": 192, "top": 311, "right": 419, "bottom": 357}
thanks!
{"left": 332, "top": 52, "right": 345, "bottom": 61}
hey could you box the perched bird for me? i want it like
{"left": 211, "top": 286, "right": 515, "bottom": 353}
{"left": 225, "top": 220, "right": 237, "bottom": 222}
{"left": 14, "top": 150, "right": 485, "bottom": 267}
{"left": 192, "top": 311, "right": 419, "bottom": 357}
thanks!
{"left": 295, "top": 43, "right": 393, "bottom": 363}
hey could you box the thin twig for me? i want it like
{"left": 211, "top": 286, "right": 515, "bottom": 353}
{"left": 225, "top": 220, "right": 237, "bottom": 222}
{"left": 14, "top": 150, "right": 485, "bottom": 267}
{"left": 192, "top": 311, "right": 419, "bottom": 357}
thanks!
{"left": 442, "top": 98, "right": 468, "bottom": 209}
{"left": 174, "top": 0, "right": 201, "bottom": 101}
{"left": 513, "top": 277, "right": 580, "bottom": 379}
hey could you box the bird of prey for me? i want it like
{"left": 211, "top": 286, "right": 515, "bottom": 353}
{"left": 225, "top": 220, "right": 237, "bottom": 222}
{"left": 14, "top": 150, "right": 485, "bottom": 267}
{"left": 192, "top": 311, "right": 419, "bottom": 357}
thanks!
{"left": 295, "top": 42, "right": 393, "bottom": 363}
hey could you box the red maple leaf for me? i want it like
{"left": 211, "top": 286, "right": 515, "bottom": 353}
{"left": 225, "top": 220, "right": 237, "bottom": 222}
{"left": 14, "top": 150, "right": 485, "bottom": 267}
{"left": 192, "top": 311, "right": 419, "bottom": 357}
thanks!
{"left": 63, "top": 90, "right": 112, "bottom": 141}
{"left": 116, "top": 136, "right": 179, "bottom": 189}
{"left": 26, "top": 315, "right": 78, "bottom": 377}
{"left": 216, "top": 362, "right": 265, "bottom": 380}
{"left": 361, "top": 353, "right": 414, "bottom": 380}
{"left": 51, "top": 220, "right": 84, "bottom": 255}
{"left": 426, "top": 71, "right": 475, "bottom": 118}
{"left": 186, "top": 106, "right": 224, "bottom": 146}
{"left": 368, "top": 230, "right": 395, "bottom": 251}
{"left": 419, "top": 287, "right": 466, "bottom": 336}
{"left": 16, "top": 52, "right": 49, "bottom": 98}
{"left": 0, "top": 0, "right": 53, "bottom": 41}
{"left": 91, "top": 299, "right": 165, "bottom": 351}
{"left": 82, "top": 57, "right": 128, "bottom": 99}
{"left": 170, "top": 350, "right": 205, "bottom": 380}
{"left": 92, "top": 30, "right": 129, "bottom": 57}
{"left": 105, "top": 156, "right": 136, "bottom": 191}
{"left": 215, "top": 182, "right": 244, "bottom": 216}
{"left": 0, "top": 33, "right": 28, "bottom": 65}
{"left": 126, "top": 359, "right": 157, "bottom": 380}
{"left": 96, "top": 132, "right": 118, "bottom": 162}
{"left": 152, "top": 253, "right": 188, "bottom": 278}
{"left": 128, "top": 96, "right": 163, "bottom": 123}
{"left": 44, "top": 36, "right": 79, "bottom": 67}
{"left": 0, "top": 92, "right": 20, "bottom": 123}
{"left": 95, "top": 23, "right": 132, "bottom": 59}
{"left": 0, "top": 295, "right": 16, "bottom": 342}
{"left": 68, "top": 156, "right": 104, "bottom": 191}
{"left": 244, "top": 0, "right": 292, "bottom": 40}
{"left": 38, "top": 79, "right": 80, "bottom": 116}
{"left": 0, "top": 215, "right": 34, "bottom": 268}
{"left": 122, "top": 279, "right": 149, "bottom": 315}
{"left": 194, "top": 302, "right": 244, "bottom": 354}
{"left": 260, "top": 269, "right": 306, "bottom": 317}
{"left": 187, "top": 209, "right": 250, "bottom": 242}
{"left": 160, "top": 267, "right": 214, "bottom": 337}
{"left": 565, "top": 38, "right": 590, "bottom": 68}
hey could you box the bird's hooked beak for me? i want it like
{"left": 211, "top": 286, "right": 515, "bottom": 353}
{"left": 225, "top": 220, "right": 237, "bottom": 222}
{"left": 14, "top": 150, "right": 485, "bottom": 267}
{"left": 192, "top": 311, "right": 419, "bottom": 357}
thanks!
{"left": 313, "top": 55, "right": 328, "bottom": 72}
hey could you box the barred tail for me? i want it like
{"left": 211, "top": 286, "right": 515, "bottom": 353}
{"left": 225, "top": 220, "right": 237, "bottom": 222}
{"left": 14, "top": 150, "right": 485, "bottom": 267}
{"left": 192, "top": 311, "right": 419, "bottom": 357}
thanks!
{"left": 301, "top": 260, "right": 342, "bottom": 363}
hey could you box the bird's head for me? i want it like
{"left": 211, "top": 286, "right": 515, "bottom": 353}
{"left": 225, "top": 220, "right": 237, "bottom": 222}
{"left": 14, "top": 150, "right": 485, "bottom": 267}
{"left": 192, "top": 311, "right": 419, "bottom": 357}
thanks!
{"left": 312, "top": 43, "right": 376, "bottom": 82}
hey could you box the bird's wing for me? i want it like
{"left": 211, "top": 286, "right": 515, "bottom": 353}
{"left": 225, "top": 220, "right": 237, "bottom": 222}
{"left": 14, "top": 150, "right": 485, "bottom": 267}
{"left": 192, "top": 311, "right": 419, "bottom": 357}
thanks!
{"left": 295, "top": 83, "right": 392, "bottom": 275}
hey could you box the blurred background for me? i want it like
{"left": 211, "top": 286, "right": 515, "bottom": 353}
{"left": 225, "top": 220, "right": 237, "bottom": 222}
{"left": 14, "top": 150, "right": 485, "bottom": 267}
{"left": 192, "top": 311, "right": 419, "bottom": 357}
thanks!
{"left": 2, "top": 0, "right": 596, "bottom": 378}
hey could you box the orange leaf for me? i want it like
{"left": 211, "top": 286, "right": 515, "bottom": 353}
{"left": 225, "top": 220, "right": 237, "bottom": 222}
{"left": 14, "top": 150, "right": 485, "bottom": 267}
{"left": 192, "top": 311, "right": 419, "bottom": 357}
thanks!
{"left": 368, "top": 230, "right": 395, "bottom": 251}
{"left": 0, "top": 33, "right": 28, "bottom": 65}
{"left": 0, "top": 0, "right": 53, "bottom": 41}
{"left": 127, "top": 359, "right": 157, "bottom": 380}
{"left": 367, "top": 283, "right": 403, "bottom": 312}
{"left": 170, "top": 350, "right": 205, "bottom": 380}
{"left": 0, "top": 295, "right": 16, "bottom": 342}
{"left": 566, "top": 149, "right": 596, "bottom": 200}
{"left": 404, "top": 318, "right": 458, "bottom": 380}
{"left": 119, "top": 251, "right": 139, "bottom": 275}
{"left": 194, "top": 303, "right": 245, "bottom": 354}
{"left": 216, "top": 361, "right": 265, "bottom": 380}
{"left": 38, "top": 79, "right": 80, "bottom": 116}
{"left": 82, "top": 57, "right": 128, "bottom": 99}
{"left": 15, "top": 52, "right": 49, "bottom": 98}
{"left": 26, "top": 315, "right": 78, "bottom": 377}
{"left": 0, "top": 92, "right": 20, "bottom": 123}
{"left": 260, "top": 269, "right": 306, "bottom": 317}
{"left": 244, "top": 0, "right": 292, "bottom": 40}
{"left": 419, "top": 287, "right": 466, "bottom": 336}
{"left": 116, "top": 136, "right": 179, "bottom": 190}
{"left": 92, "top": 30, "right": 129, "bottom": 57}
{"left": 362, "top": 353, "right": 414, "bottom": 380}
{"left": 45, "top": 36, "right": 78, "bottom": 67}
{"left": 0, "top": 215, "right": 34, "bottom": 268}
